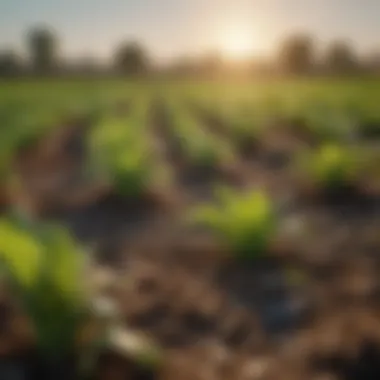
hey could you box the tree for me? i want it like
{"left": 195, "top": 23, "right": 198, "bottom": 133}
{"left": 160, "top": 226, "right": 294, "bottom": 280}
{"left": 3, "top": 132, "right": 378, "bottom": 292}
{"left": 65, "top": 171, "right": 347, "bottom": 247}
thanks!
{"left": 278, "top": 34, "right": 315, "bottom": 75}
{"left": 114, "top": 42, "right": 150, "bottom": 75}
{"left": 28, "top": 27, "right": 58, "bottom": 73}
{"left": 324, "top": 40, "right": 359, "bottom": 75}
{"left": 0, "top": 50, "right": 20, "bottom": 77}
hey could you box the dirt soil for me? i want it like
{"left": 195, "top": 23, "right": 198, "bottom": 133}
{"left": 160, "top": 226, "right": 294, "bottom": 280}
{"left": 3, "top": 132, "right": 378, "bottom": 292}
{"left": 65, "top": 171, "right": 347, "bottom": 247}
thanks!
{"left": 1, "top": 103, "right": 379, "bottom": 380}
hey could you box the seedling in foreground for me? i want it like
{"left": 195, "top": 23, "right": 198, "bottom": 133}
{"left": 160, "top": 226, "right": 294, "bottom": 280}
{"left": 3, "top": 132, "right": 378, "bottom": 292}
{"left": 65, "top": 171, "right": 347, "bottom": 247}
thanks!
{"left": 0, "top": 216, "right": 164, "bottom": 378}
{"left": 0, "top": 218, "right": 102, "bottom": 377}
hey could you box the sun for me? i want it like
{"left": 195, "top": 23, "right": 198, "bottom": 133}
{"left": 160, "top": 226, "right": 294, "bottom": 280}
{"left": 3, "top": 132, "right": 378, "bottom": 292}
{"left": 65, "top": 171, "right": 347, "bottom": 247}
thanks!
{"left": 219, "top": 28, "right": 257, "bottom": 61}
{"left": 223, "top": 34, "right": 253, "bottom": 60}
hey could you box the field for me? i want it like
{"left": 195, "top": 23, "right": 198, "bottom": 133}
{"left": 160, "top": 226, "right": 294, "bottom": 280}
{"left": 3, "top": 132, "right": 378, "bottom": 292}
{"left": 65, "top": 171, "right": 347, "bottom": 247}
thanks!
{"left": 0, "top": 78, "right": 379, "bottom": 379}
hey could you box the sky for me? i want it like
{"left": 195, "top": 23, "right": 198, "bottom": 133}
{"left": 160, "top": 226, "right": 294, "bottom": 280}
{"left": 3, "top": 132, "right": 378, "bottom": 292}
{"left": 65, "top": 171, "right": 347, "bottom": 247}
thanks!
{"left": 1, "top": 0, "right": 380, "bottom": 64}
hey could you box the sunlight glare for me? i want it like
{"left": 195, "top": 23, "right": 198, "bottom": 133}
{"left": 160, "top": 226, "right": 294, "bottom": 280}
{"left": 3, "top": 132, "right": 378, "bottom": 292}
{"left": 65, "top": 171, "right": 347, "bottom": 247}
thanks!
{"left": 219, "top": 27, "right": 257, "bottom": 60}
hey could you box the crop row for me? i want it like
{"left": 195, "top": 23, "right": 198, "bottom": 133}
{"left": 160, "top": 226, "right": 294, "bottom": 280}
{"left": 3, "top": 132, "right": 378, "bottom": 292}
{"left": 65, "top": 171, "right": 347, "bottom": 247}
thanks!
{"left": 0, "top": 86, "right": 378, "bottom": 378}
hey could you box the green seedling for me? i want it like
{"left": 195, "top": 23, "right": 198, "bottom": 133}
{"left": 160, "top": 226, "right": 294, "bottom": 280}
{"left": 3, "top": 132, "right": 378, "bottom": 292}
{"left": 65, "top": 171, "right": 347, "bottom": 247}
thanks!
{"left": 88, "top": 100, "right": 155, "bottom": 199}
{"left": 109, "top": 148, "right": 153, "bottom": 198}
{"left": 189, "top": 187, "right": 277, "bottom": 261}
{"left": 300, "top": 144, "right": 357, "bottom": 190}
{"left": 0, "top": 217, "right": 110, "bottom": 378}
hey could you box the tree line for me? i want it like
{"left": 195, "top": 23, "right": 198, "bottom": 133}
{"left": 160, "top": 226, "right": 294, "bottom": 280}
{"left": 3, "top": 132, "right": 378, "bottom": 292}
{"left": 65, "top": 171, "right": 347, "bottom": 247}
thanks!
{"left": 1, "top": 26, "right": 380, "bottom": 78}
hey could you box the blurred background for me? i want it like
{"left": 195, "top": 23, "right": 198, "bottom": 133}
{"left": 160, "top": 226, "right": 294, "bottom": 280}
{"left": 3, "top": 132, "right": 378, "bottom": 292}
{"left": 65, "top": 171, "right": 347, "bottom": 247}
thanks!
{"left": 1, "top": 0, "right": 380, "bottom": 79}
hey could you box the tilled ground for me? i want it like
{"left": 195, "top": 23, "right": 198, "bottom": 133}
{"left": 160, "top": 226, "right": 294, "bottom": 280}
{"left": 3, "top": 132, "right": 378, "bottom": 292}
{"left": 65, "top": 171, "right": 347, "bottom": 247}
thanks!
{"left": 1, "top": 103, "right": 380, "bottom": 380}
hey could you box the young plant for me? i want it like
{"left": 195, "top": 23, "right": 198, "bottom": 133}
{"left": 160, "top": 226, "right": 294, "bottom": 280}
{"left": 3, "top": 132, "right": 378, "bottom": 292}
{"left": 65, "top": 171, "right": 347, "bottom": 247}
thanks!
{"left": 0, "top": 217, "right": 106, "bottom": 378}
{"left": 88, "top": 100, "right": 154, "bottom": 199}
{"left": 298, "top": 144, "right": 357, "bottom": 191}
{"left": 108, "top": 147, "right": 153, "bottom": 198}
{"left": 188, "top": 187, "right": 277, "bottom": 261}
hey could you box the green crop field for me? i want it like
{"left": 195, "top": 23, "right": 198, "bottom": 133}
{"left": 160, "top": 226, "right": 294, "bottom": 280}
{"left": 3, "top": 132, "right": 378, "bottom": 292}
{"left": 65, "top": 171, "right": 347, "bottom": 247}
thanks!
{"left": 0, "top": 77, "right": 379, "bottom": 379}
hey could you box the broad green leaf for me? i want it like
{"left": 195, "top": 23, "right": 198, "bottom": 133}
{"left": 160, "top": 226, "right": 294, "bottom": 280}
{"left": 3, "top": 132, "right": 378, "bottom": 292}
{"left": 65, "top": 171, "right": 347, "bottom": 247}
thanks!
{"left": 0, "top": 219, "right": 42, "bottom": 288}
